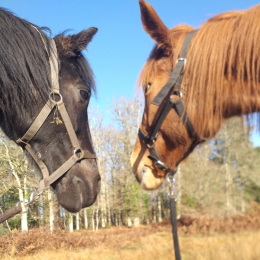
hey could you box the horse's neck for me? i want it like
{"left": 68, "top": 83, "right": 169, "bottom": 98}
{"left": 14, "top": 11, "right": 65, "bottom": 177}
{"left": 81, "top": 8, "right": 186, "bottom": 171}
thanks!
{"left": 222, "top": 81, "right": 260, "bottom": 118}
{"left": 187, "top": 80, "right": 260, "bottom": 140}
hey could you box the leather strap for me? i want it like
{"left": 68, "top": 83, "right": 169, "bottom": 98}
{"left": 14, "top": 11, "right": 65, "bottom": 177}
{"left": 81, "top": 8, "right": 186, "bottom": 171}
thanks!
{"left": 16, "top": 39, "right": 96, "bottom": 192}
{"left": 152, "top": 30, "right": 197, "bottom": 106}
{"left": 16, "top": 100, "right": 53, "bottom": 145}
{"left": 138, "top": 30, "right": 200, "bottom": 175}
{"left": 170, "top": 197, "right": 181, "bottom": 260}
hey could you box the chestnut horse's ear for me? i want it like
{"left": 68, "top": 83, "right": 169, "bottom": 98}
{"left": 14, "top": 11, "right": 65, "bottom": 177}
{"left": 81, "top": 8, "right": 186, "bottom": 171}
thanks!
{"left": 139, "top": 0, "right": 170, "bottom": 46}
{"left": 70, "top": 27, "right": 98, "bottom": 53}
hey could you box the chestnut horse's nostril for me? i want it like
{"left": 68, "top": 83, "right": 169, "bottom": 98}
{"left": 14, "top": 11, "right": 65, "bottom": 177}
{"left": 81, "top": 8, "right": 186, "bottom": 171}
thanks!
{"left": 136, "top": 166, "right": 148, "bottom": 183}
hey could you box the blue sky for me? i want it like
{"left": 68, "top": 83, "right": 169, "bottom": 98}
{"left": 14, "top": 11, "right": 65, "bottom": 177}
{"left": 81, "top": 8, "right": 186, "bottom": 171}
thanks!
{"left": 1, "top": 0, "right": 260, "bottom": 145}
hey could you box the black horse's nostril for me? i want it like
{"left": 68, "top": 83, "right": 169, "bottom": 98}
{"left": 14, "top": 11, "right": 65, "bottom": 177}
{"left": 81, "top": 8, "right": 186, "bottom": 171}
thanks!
{"left": 72, "top": 176, "right": 83, "bottom": 185}
{"left": 96, "top": 174, "right": 101, "bottom": 182}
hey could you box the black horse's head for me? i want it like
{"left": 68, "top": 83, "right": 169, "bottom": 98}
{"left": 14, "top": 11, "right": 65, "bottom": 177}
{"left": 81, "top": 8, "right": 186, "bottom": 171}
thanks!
{"left": 0, "top": 9, "right": 100, "bottom": 212}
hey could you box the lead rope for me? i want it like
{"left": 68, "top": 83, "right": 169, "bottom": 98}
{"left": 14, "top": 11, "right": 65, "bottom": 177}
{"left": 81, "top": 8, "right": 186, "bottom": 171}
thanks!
{"left": 0, "top": 190, "right": 43, "bottom": 224}
{"left": 167, "top": 173, "right": 181, "bottom": 260}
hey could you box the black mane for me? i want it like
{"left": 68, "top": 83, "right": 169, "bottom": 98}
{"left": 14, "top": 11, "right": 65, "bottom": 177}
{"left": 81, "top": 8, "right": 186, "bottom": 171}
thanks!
{"left": 0, "top": 8, "right": 52, "bottom": 134}
{"left": 0, "top": 8, "right": 95, "bottom": 138}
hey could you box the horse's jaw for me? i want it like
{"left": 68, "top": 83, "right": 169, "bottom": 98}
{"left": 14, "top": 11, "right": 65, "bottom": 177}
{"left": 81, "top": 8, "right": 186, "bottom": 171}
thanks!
{"left": 53, "top": 159, "right": 101, "bottom": 213}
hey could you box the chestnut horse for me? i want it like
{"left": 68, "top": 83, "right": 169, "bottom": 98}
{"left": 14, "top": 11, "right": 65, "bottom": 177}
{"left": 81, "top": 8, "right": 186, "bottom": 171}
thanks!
{"left": 0, "top": 9, "right": 100, "bottom": 213}
{"left": 131, "top": 0, "right": 260, "bottom": 190}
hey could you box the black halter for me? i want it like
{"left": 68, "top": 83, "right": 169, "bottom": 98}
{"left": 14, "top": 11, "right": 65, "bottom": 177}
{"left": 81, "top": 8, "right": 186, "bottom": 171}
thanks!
{"left": 139, "top": 30, "right": 202, "bottom": 176}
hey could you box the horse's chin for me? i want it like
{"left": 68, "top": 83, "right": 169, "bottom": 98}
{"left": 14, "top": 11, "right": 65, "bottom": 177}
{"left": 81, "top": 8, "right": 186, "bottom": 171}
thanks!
{"left": 53, "top": 166, "right": 101, "bottom": 213}
{"left": 136, "top": 165, "right": 164, "bottom": 190}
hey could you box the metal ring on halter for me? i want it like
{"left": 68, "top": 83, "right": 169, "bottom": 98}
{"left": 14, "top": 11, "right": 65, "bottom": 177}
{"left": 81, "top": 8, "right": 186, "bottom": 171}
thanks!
{"left": 173, "top": 90, "right": 182, "bottom": 98}
{"left": 167, "top": 174, "right": 175, "bottom": 183}
{"left": 177, "top": 57, "right": 186, "bottom": 75}
{"left": 167, "top": 172, "right": 178, "bottom": 200}
{"left": 147, "top": 140, "right": 154, "bottom": 149}
{"left": 177, "top": 57, "right": 186, "bottom": 67}
{"left": 74, "top": 148, "right": 84, "bottom": 160}
{"left": 49, "top": 92, "right": 63, "bottom": 105}
{"left": 171, "top": 91, "right": 183, "bottom": 104}
{"left": 157, "top": 160, "right": 167, "bottom": 168}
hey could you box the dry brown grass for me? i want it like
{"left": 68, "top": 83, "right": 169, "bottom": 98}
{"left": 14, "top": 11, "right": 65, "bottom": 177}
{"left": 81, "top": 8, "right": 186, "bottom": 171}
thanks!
{"left": 1, "top": 230, "right": 260, "bottom": 260}
{"left": 1, "top": 217, "right": 260, "bottom": 260}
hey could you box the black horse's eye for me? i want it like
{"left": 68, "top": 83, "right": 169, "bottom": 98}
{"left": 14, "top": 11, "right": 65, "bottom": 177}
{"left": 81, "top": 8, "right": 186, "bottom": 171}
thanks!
{"left": 80, "top": 89, "right": 90, "bottom": 102}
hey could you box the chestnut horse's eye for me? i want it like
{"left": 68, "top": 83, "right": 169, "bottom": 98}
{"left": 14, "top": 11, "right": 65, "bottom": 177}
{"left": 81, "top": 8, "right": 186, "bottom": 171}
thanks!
{"left": 80, "top": 89, "right": 90, "bottom": 102}
{"left": 144, "top": 83, "right": 152, "bottom": 94}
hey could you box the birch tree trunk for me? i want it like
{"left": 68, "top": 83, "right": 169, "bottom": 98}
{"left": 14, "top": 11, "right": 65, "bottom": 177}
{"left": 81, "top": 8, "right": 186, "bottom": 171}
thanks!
{"left": 84, "top": 208, "right": 88, "bottom": 229}
{"left": 95, "top": 208, "right": 99, "bottom": 231}
{"left": 68, "top": 213, "right": 73, "bottom": 232}
{"left": 106, "top": 183, "right": 111, "bottom": 226}
{"left": 176, "top": 167, "right": 182, "bottom": 219}
{"left": 1, "top": 141, "right": 28, "bottom": 231}
{"left": 76, "top": 212, "right": 80, "bottom": 230}
{"left": 225, "top": 158, "right": 231, "bottom": 216}
{"left": 224, "top": 128, "right": 232, "bottom": 217}
{"left": 48, "top": 188, "right": 54, "bottom": 232}
{"left": 92, "top": 210, "right": 95, "bottom": 230}
{"left": 157, "top": 195, "right": 162, "bottom": 223}
{"left": 100, "top": 189, "right": 106, "bottom": 228}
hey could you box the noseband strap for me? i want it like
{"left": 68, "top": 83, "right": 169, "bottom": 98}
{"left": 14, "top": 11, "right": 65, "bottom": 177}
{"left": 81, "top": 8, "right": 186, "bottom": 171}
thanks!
{"left": 139, "top": 30, "right": 202, "bottom": 175}
{"left": 16, "top": 39, "right": 96, "bottom": 191}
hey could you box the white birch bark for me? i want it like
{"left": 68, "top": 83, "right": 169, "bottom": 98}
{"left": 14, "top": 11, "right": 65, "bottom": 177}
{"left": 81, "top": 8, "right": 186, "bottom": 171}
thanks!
{"left": 224, "top": 129, "right": 232, "bottom": 217}
{"left": 95, "top": 208, "right": 99, "bottom": 231}
{"left": 100, "top": 187, "right": 106, "bottom": 228}
{"left": 68, "top": 213, "right": 73, "bottom": 232}
{"left": 48, "top": 188, "right": 54, "bottom": 232}
{"left": 176, "top": 167, "right": 182, "bottom": 219}
{"left": 157, "top": 195, "right": 162, "bottom": 223}
{"left": 76, "top": 212, "right": 80, "bottom": 230}
{"left": 92, "top": 210, "right": 95, "bottom": 230}
{"left": 1, "top": 141, "right": 28, "bottom": 231}
{"left": 106, "top": 185, "right": 111, "bottom": 226}
{"left": 127, "top": 217, "right": 132, "bottom": 227}
{"left": 84, "top": 208, "right": 88, "bottom": 229}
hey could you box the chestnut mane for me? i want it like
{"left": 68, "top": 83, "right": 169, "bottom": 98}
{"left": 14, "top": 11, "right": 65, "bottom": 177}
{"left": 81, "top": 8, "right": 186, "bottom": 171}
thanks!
{"left": 139, "top": 4, "right": 260, "bottom": 138}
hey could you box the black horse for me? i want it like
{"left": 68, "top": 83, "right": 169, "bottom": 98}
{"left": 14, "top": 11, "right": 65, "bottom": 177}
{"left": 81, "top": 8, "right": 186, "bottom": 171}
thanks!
{"left": 0, "top": 9, "right": 100, "bottom": 213}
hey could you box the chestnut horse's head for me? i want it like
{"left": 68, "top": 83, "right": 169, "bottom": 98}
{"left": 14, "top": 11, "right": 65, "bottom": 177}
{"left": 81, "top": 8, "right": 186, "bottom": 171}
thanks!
{"left": 131, "top": 0, "right": 199, "bottom": 190}
{"left": 132, "top": 1, "right": 260, "bottom": 190}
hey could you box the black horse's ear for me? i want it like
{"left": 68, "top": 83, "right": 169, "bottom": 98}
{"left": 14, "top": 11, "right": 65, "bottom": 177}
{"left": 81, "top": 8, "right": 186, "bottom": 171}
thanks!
{"left": 70, "top": 27, "right": 98, "bottom": 52}
{"left": 55, "top": 27, "right": 98, "bottom": 57}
